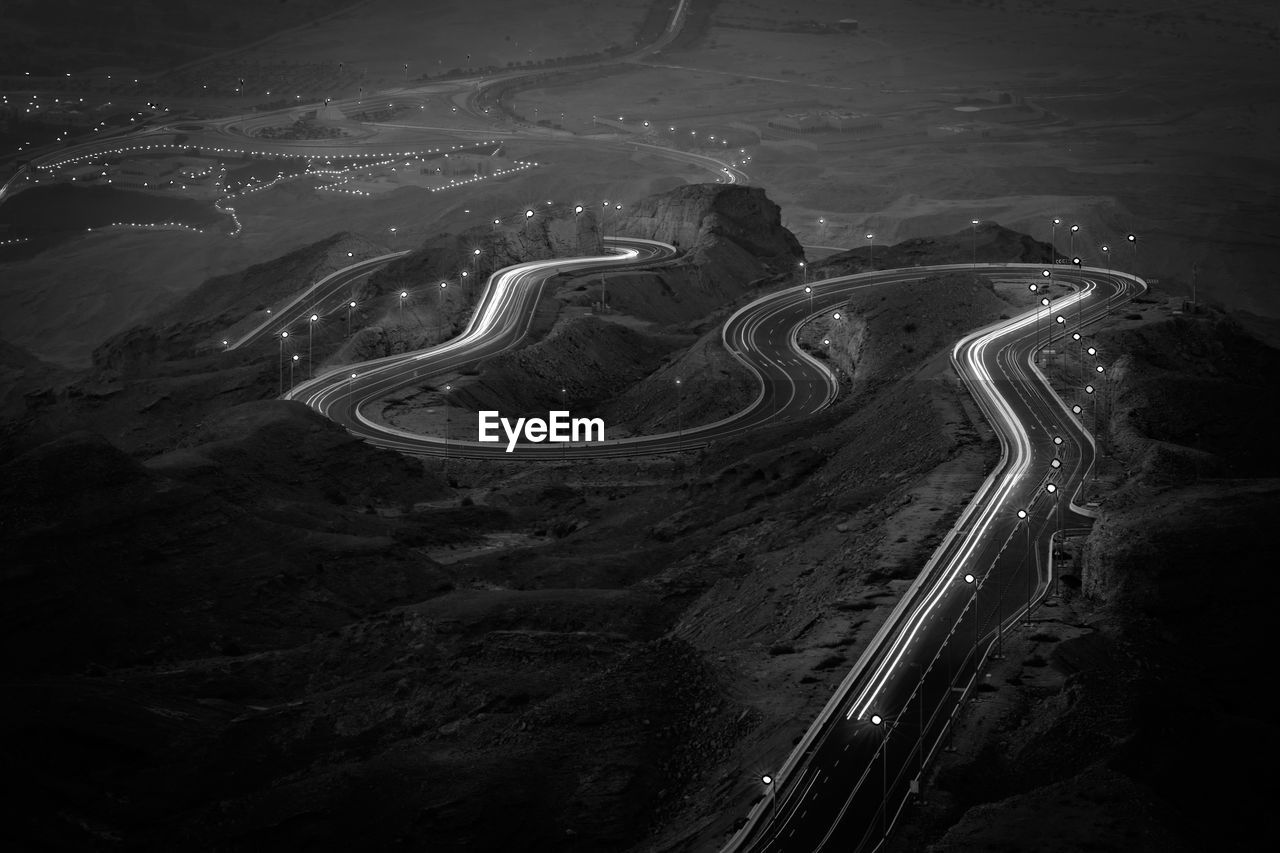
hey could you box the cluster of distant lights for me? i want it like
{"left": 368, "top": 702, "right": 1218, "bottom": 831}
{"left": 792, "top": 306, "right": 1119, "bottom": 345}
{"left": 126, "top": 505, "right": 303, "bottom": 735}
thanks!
{"left": 2, "top": 90, "right": 153, "bottom": 151}
{"left": 429, "top": 161, "right": 536, "bottom": 193}
{"left": 224, "top": 170, "right": 294, "bottom": 200}
{"left": 37, "top": 140, "right": 499, "bottom": 176}
{"left": 215, "top": 199, "right": 242, "bottom": 236}
{"left": 0, "top": 236, "right": 32, "bottom": 247}
{"left": 85, "top": 221, "right": 205, "bottom": 234}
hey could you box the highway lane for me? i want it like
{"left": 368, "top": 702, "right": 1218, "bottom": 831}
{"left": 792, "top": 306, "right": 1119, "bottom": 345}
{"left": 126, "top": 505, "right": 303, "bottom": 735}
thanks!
{"left": 226, "top": 251, "right": 411, "bottom": 351}
{"left": 724, "top": 265, "right": 1144, "bottom": 853}
{"left": 285, "top": 252, "right": 978, "bottom": 459}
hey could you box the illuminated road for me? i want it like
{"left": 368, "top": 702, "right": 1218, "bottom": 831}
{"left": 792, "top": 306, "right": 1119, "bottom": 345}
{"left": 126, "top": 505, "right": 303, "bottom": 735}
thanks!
{"left": 723, "top": 264, "right": 1145, "bottom": 853}
{"left": 284, "top": 236, "right": 841, "bottom": 458}
{"left": 226, "top": 251, "right": 410, "bottom": 351}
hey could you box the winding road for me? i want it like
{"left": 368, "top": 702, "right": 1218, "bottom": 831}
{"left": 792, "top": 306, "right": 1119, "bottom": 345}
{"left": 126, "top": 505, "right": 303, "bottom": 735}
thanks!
{"left": 268, "top": 242, "right": 1141, "bottom": 849}
{"left": 8, "top": 0, "right": 1148, "bottom": 844}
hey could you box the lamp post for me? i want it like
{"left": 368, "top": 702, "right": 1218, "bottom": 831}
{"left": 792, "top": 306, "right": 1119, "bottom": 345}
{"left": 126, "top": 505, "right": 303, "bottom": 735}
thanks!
{"left": 399, "top": 290, "right": 407, "bottom": 322}
{"left": 1070, "top": 256, "right": 1083, "bottom": 328}
{"left": 290, "top": 353, "right": 299, "bottom": 389}
{"left": 1069, "top": 224, "right": 1079, "bottom": 265}
{"left": 347, "top": 300, "right": 356, "bottom": 337}
{"left": 1084, "top": 381, "right": 1097, "bottom": 496}
{"left": 675, "top": 378, "right": 683, "bottom": 437}
{"left": 964, "top": 571, "right": 980, "bottom": 666}
{"left": 443, "top": 383, "right": 452, "bottom": 469}
{"left": 437, "top": 282, "right": 448, "bottom": 337}
{"left": 1093, "top": 364, "right": 1106, "bottom": 487}
{"left": 866, "top": 232, "right": 874, "bottom": 268}
{"left": 869, "top": 713, "right": 892, "bottom": 838}
{"left": 971, "top": 219, "right": 979, "bottom": 270}
{"left": 1127, "top": 233, "right": 1137, "bottom": 279}
{"left": 1072, "top": 331, "right": 1083, "bottom": 385}
{"left": 222, "top": 339, "right": 229, "bottom": 351}
{"left": 1017, "top": 508, "right": 1033, "bottom": 624}
{"left": 1054, "top": 314, "right": 1066, "bottom": 345}
{"left": 798, "top": 260, "right": 806, "bottom": 283}
{"left": 1101, "top": 245, "right": 1112, "bottom": 313}
{"left": 1029, "top": 282, "right": 1040, "bottom": 349}
{"left": 1046, "top": 481, "right": 1061, "bottom": 559}
{"left": 1051, "top": 217, "right": 1061, "bottom": 263}
{"left": 278, "top": 330, "right": 289, "bottom": 395}
{"left": 804, "top": 285, "right": 813, "bottom": 313}
{"left": 308, "top": 313, "right": 318, "bottom": 378}
{"left": 1039, "top": 297, "right": 1050, "bottom": 355}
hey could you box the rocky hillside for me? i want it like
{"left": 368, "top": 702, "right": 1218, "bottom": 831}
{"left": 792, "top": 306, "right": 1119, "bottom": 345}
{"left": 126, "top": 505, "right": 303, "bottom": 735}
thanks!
{"left": 592, "top": 184, "right": 802, "bottom": 324}
{"left": 93, "top": 232, "right": 389, "bottom": 375}
{"left": 894, "top": 310, "right": 1279, "bottom": 852}
{"left": 0, "top": 402, "right": 448, "bottom": 675}
{"left": 815, "top": 221, "right": 1054, "bottom": 276}
{"left": 368, "top": 183, "right": 802, "bottom": 438}
{"left": 366, "top": 202, "right": 604, "bottom": 301}
{"left": 1102, "top": 312, "right": 1280, "bottom": 483}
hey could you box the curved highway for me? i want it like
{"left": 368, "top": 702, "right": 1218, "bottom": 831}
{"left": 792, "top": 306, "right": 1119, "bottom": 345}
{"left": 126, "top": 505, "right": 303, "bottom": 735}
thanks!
{"left": 723, "top": 264, "right": 1144, "bottom": 852}
{"left": 236, "top": 230, "right": 1142, "bottom": 848}
{"left": 284, "top": 236, "right": 841, "bottom": 458}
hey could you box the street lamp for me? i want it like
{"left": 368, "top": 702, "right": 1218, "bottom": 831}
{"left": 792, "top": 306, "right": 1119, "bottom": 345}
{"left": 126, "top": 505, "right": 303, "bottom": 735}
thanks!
{"left": 433, "top": 281, "right": 448, "bottom": 336}
{"left": 290, "top": 353, "right": 299, "bottom": 389}
{"left": 1127, "top": 233, "right": 1137, "bottom": 278}
{"left": 347, "top": 300, "right": 357, "bottom": 337}
{"left": 1017, "top": 508, "right": 1033, "bottom": 623}
{"left": 866, "top": 233, "right": 874, "bottom": 268}
{"left": 1072, "top": 256, "right": 1083, "bottom": 328}
{"left": 1045, "top": 481, "right": 1061, "bottom": 551}
{"left": 675, "top": 378, "right": 683, "bottom": 437}
{"left": 1072, "top": 331, "right": 1083, "bottom": 384}
{"left": 804, "top": 285, "right": 812, "bottom": 313}
{"left": 1101, "top": 245, "right": 1112, "bottom": 313}
{"left": 443, "top": 383, "right": 452, "bottom": 468}
{"left": 399, "top": 290, "right": 407, "bottom": 322}
{"left": 1069, "top": 224, "right": 1079, "bottom": 263}
{"left": 222, "top": 339, "right": 229, "bottom": 351}
{"left": 1054, "top": 314, "right": 1066, "bottom": 344}
{"left": 278, "top": 330, "right": 289, "bottom": 396}
{"left": 971, "top": 219, "right": 980, "bottom": 270}
{"left": 798, "top": 260, "right": 806, "bottom": 283}
{"left": 307, "top": 313, "right": 319, "bottom": 378}
{"left": 1051, "top": 218, "right": 1061, "bottom": 263}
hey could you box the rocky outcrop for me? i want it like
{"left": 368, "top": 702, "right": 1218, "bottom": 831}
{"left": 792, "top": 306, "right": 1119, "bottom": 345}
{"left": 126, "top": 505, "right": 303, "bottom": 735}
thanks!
{"left": 559, "top": 183, "right": 802, "bottom": 325}
{"left": 367, "top": 204, "right": 604, "bottom": 301}
{"left": 816, "top": 221, "right": 1053, "bottom": 276}
{"left": 622, "top": 183, "right": 800, "bottom": 268}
